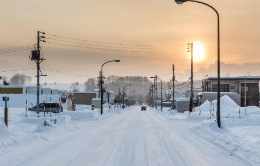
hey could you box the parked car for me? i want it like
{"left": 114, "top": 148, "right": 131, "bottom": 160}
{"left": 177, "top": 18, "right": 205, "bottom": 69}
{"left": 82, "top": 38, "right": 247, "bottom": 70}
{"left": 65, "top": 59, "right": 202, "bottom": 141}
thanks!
{"left": 28, "top": 103, "right": 63, "bottom": 113}
{"left": 141, "top": 106, "right": 147, "bottom": 111}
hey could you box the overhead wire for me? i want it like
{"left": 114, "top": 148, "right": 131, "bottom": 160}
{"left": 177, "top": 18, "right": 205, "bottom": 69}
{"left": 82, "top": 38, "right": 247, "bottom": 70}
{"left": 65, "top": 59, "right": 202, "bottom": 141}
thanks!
{"left": 42, "top": 46, "right": 184, "bottom": 61}
{"left": 0, "top": 45, "right": 34, "bottom": 55}
{"left": 45, "top": 33, "right": 186, "bottom": 48}
{"left": 40, "top": 48, "right": 61, "bottom": 89}
{"left": 0, "top": 68, "right": 36, "bottom": 73}
{"left": 45, "top": 37, "right": 185, "bottom": 51}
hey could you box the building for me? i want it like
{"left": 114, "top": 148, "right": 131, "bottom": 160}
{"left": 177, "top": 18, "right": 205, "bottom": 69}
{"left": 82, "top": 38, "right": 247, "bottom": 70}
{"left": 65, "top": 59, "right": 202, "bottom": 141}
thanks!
{"left": 73, "top": 92, "right": 97, "bottom": 105}
{"left": 202, "top": 76, "right": 260, "bottom": 106}
{"left": 175, "top": 98, "right": 190, "bottom": 113}
{"left": 0, "top": 85, "right": 26, "bottom": 94}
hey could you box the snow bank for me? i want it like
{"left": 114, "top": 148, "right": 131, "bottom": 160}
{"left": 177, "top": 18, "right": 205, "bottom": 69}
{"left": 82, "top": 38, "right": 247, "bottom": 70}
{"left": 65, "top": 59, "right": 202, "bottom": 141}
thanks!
{"left": 192, "top": 119, "right": 260, "bottom": 166}
{"left": 61, "top": 111, "right": 98, "bottom": 121}
{"left": 0, "top": 119, "right": 13, "bottom": 136}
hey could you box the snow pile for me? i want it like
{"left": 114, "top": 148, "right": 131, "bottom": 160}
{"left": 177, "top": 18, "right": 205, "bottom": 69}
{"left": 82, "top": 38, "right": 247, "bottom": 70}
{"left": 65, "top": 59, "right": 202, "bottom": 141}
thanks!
{"left": 192, "top": 119, "right": 260, "bottom": 166}
{"left": 0, "top": 119, "right": 13, "bottom": 136}
{"left": 61, "top": 111, "right": 98, "bottom": 121}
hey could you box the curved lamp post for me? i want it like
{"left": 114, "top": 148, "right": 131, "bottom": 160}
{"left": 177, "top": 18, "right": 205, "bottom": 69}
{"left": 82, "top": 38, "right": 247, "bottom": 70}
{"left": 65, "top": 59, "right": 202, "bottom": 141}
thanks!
{"left": 100, "top": 60, "right": 120, "bottom": 115}
{"left": 122, "top": 84, "right": 132, "bottom": 109}
{"left": 175, "top": 0, "right": 221, "bottom": 128}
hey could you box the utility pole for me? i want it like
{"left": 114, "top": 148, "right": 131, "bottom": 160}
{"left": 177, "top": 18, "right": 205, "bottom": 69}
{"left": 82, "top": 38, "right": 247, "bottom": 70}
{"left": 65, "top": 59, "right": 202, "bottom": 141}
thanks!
{"left": 172, "top": 64, "right": 175, "bottom": 110}
{"left": 245, "top": 76, "right": 247, "bottom": 109}
{"left": 155, "top": 75, "right": 158, "bottom": 109}
{"left": 188, "top": 43, "right": 193, "bottom": 112}
{"left": 151, "top": 84, "right": 154, "bottom": 107}
{"left": 100, "top": 71, "right": 104, "bottom": 114}
{"left": 153, "top": 78, "right": 155, "bottom": 107}
{"left": 31, "top": 31, "right": 46, "bottom": 115}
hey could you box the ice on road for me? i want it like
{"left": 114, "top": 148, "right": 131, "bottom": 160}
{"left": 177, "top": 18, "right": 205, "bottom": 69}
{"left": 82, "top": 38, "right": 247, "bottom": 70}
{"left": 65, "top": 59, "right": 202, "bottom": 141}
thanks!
{"left": 14, "top": 107, "right": 248, "bottom": 166}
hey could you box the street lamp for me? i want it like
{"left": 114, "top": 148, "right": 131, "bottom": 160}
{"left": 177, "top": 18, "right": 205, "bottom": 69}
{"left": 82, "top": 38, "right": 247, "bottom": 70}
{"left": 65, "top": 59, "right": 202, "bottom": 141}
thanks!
{"left": 175, "top": 0, "right": 221, "bottom": 128}
{"left": 100, "top": 60, "right": 120, "bottom": 115}
{"left": 157, "top": 77, "right": 163, "bottom": 111}
{"left": 122, "top": 84, "right": 132, "bottom": 108}
{"left": 150, "top": 76, "right": 160, "bottom": 110}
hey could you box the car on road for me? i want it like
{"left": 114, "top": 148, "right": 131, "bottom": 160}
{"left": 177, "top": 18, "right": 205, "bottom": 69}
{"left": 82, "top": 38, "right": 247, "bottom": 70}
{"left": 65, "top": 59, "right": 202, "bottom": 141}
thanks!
{"left": 141, "top": 106, "right": 147, "bottom": 111}
{"left": 28, "top": 103, "right": 63, "bottom": 113}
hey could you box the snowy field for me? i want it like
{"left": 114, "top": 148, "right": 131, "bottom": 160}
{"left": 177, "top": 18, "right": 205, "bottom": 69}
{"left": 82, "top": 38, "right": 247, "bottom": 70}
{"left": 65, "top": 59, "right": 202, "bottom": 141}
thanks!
{"left": 0, "top": 95, "right": 260, "bottom": 165}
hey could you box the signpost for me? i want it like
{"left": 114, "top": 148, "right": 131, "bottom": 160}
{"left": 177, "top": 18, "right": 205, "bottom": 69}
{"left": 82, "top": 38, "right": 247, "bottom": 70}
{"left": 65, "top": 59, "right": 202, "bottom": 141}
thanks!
{"left": 3, "top": 97, "right": 9, "bottom": 127}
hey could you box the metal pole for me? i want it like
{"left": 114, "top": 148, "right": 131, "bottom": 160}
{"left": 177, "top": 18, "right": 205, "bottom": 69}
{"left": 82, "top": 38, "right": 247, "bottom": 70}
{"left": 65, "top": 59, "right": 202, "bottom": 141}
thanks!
{"left": 123, "top": 86, "right": 125, "bottom": 107}
{"left": 176, "top": 0, "right": 221, "bottom": 127}
{"left": 155, "top": 76, "right": 158, "bottom": 109}
{"left": 100, "top": 71, "right": 103, "bottom": 115}
{"left": 245, "top": 76, "right": 246, "bottom": 107}
{"left": 37, "top": 31, "right": 40, "bottom": 115}
{"left": 172, "top": 64, "right": 175, "bottom": 110}
{"left": 190, "top": 43, "right": 193, "bottom": 112}
{"left": 217, "top": 9, "right": 221, "bottom": 128}
{"left": 160, "top": 79, "right": 162, "bottom": 111}
{"left": 153, "top": 78, "right": 155, "bottom": 107}
{"left": 151, "top": 85, "right": 154, "bottom": 107}
{"left": 4, "top": 100, "right": 8, "bottom": 127}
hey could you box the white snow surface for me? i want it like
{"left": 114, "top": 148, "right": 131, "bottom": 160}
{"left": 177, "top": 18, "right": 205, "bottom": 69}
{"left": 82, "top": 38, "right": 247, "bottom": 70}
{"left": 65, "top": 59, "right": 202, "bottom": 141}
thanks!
{"left": 0, "top": 95, "right": 260, "bottom": 166}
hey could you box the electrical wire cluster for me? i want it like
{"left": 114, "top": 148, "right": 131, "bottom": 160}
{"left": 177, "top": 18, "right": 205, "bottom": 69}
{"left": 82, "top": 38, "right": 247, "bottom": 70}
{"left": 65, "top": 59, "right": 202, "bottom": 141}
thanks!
{"left": 0, "top": 45, "right": 34, "bottom": 55}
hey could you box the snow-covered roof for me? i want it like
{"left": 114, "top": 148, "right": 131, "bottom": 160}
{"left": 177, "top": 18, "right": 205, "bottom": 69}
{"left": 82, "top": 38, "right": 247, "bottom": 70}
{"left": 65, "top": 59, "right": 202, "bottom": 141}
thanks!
{"left": 208, "top": 76, "right": 260, "bottom": 80}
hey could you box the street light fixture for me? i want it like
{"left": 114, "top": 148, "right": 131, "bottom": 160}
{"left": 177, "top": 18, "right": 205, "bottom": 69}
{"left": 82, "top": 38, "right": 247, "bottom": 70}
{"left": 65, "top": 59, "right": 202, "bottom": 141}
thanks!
{"left": 175, "top": 0, "right": 221, "bottom": 128}
{"left": 100, "top": 60, "right": 120, "bottom": 115}
{"left": 122, "top": 84, "right": 132, "bottom": 109}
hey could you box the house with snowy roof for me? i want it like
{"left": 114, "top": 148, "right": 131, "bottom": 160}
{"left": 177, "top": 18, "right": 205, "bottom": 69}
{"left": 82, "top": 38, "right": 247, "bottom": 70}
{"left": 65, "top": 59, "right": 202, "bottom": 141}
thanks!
{"left": 202, "top": 76, "right": 260, "bottom": 106}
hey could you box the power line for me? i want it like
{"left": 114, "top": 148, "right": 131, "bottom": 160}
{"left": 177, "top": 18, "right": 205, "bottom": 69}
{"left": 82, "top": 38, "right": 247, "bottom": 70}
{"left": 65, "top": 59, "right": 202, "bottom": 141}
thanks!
{"left": 43, "top": 46, "right": 184, "bottom": 61}
{"left": 0, "top": 68, "right": 35, "bottom": 73}
{"left": 45, "top": 37, "right": 185, "bottom": 51}
{"left": 45, "top": 41, "right": 143, "bottom": 53}
{"left": 0, "top": 45, "right": 34, "bottom": 55}
{"left": 42, "top": 68, "right": 89, "bottom": 78}
{"left": 45, "top": 33, "right": 186, "bottom": 47}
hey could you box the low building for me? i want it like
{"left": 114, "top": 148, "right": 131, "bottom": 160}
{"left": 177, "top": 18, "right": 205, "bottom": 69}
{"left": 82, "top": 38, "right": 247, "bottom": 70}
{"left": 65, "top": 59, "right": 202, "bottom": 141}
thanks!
{"left": 0, "top": 85, "right": 26, "bottom": 94}
{"left": 73, "top": 92, "right": 97, "bottom": 105}
{"left": 202, "top": 76, "right": 260, "bottom": 106}
{"left": 176, "top": 98, "right": 190, "bottom": 113}
{"left": 91, "top": 98, "right": 101, "bottom": 108}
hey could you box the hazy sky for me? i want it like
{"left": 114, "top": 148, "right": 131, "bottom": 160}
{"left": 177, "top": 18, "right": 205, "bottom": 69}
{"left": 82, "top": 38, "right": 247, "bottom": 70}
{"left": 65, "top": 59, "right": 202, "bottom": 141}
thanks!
{"left": 0, "top": 0, "right": 260, "bottom": 84}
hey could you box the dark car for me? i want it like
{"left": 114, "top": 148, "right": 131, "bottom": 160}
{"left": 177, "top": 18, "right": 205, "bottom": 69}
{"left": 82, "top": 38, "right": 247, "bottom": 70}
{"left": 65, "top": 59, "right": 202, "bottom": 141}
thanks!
{"left": 28, "top": 103, "right": 63, "bottom": 113}
{"left": 141, "top": 106, "right": 147, "bottom": 111}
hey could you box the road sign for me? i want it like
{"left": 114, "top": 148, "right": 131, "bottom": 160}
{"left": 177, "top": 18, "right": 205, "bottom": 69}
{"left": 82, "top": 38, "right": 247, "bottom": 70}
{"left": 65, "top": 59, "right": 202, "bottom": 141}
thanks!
{"left": 3, "top": 97, "right": 9, "bottom": 101}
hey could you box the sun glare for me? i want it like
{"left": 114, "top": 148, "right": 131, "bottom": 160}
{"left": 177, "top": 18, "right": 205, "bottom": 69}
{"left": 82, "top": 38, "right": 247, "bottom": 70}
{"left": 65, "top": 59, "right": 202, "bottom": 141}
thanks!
{"left": 193, "top": 42, "right": 205, "bottom": 62}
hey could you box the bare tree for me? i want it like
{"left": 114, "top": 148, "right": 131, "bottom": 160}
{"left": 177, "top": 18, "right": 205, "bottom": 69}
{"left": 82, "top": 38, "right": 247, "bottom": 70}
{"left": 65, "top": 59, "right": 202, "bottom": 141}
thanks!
{"left": 70, "top": 82, "right": 80, "bottom": 92}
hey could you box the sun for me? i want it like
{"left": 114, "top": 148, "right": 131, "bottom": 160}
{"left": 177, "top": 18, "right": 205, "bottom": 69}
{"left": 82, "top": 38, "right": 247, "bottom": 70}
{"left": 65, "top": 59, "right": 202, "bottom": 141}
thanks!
{"left": 193, "top": 42, "right": 205, "bottom": 62}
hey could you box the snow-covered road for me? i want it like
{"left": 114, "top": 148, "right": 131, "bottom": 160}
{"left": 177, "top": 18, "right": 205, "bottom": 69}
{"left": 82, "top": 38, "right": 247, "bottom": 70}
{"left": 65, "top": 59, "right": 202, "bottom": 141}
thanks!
{"left": 6, "top": 107, "right": 250, "bottom": 166}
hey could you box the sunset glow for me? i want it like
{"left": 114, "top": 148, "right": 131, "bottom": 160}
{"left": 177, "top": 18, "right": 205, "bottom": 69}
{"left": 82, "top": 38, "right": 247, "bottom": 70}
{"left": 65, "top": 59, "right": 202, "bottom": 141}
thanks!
{"left": 193, "top": 42, "right": 205, "bottom": 62}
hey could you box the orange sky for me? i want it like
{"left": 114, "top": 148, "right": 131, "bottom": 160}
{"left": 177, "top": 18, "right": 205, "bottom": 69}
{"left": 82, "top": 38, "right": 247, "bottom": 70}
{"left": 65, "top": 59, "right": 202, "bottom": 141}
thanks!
{"left": 0, "top": 0, "right": 259, "bottom": 83}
